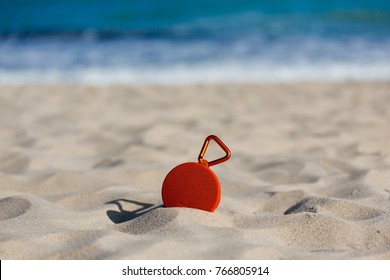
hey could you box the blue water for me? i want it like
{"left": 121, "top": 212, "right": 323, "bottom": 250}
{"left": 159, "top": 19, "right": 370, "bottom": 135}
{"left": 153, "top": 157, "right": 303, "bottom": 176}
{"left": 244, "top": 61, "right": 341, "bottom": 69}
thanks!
{"left": 1, "top": 0, "right": 390, "bottom": 84}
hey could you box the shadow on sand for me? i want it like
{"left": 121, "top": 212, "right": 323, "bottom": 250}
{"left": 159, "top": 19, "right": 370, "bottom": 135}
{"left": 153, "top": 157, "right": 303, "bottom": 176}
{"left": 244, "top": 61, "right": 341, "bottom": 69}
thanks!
{"left": 106, "top": 199, "right": 163, "bottom": 224}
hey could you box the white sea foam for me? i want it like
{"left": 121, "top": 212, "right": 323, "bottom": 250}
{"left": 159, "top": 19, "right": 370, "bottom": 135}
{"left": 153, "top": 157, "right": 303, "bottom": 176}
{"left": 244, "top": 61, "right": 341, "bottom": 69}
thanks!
{"left": 1, "top": 61, "right": 389, "bottom": 85}
{"left": 0, "top": 36, "right": 389, "bottom": 85}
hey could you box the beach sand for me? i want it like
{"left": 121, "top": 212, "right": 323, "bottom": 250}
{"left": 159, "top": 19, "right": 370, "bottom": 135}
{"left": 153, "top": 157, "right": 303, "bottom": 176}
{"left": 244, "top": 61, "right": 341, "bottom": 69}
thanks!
{"left": 0, "top": 82, "right": 390, "bottom": 259}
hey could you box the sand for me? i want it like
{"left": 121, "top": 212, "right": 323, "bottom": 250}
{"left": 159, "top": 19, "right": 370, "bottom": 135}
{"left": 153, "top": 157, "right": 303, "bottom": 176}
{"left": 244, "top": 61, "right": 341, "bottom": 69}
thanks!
{"left": 0, "top": 82, "right": 390, "bottom": 259}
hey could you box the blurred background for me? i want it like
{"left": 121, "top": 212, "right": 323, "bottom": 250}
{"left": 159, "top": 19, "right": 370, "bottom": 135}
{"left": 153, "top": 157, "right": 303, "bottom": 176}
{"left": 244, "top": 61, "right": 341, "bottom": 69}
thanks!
{"left": 0, "top": 0, "right": 389, "bottom": 84}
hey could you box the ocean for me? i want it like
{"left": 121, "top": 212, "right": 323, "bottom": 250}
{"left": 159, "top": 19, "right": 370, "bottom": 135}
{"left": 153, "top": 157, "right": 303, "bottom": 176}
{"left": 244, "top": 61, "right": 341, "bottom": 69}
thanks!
{"left": 1, "top": 0, "right": 389, "bottom": 84}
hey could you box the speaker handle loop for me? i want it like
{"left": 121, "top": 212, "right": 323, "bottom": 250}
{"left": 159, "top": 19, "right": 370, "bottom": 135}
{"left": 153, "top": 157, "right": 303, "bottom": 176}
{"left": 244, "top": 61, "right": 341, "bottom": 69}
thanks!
{"left": 198, "top": 135, "right": 231, "bottom": 167}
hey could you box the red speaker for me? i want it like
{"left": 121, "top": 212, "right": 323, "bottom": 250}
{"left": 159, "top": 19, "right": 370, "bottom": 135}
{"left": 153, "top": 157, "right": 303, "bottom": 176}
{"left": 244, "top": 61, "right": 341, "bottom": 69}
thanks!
{"left": 162, "top": 135, "right": 231, "bottom": 212}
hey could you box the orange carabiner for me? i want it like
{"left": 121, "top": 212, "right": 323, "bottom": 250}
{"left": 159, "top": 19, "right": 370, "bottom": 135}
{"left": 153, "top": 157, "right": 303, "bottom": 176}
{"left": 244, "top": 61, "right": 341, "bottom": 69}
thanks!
{"left": 198, "top": 135, "right": 231, "bottom": 167}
